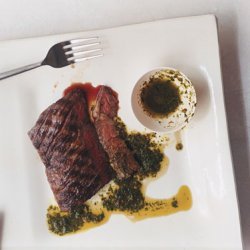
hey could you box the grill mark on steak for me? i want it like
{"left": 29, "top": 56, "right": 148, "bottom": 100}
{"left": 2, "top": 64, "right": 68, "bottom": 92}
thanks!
{"left": 29, "top": 100, "right": 73, "bottom": 165}
{"left": 46, "top": 148, "right": 90, "bottom": 190}
{"left": 92, "top": 86, "right": 139, "bottom": 179}
{"left": 28, "top": 109, "right": 51, "bottom": 148}
{"left": 28, "top": 89, "right": 113, "bottom": 211}
{"left": 46, "top": 110, "right": 79, "bottom": 167}
{"left": 43, "top": 105, "right": 73, "bottom": 157}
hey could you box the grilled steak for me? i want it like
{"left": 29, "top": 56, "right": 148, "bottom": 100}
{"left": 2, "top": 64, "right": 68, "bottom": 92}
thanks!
{"left": 28, "top": 89, "right": 113, "bottom": 211}
{"left": 92, "top": 86, "right": 139, "bottom": 179}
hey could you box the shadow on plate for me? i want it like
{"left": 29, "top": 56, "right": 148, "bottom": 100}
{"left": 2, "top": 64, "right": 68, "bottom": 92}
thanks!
{"left": 0, "top": 212, "right": 4, "bottom": 250}
{"left": 217, "top": 13, "right": 250, "bottom": 249}
{"left": 187, "top": 67, "right": 211, "bottom": 122}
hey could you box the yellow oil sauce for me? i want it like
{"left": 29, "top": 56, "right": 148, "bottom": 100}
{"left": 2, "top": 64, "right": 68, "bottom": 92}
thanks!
{"left": 175, "top": 130, "right": 183, "bottom": 151}
{"left": 77, "top": 208, "right": 111, "bottom": 233}
{"left": 69, "top": 185, "right": 192, "bottom": 234}
{"left": 128, "top": 185, "right": 192, "bottom": 221}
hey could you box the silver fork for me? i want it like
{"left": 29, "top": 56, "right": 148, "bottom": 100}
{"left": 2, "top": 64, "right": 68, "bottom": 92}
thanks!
{"left": 0, "top": 37, "right": 102, "bottom": 80}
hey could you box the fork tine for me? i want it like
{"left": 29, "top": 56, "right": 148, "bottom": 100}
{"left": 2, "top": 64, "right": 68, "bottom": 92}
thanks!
{"left": 63, "top": 41, "right": 100, "bottom": 49}
{"left": 69, "top": 54, "right": 103, "bottom": 63}
{"left": 64, "top": 42, "right": 100, "bottom": 53}
{"left": 63, "top": 37, "right": 99, "bottom": 49}
{"left": 67, "top": 48, "right": 102, "bottom": 59}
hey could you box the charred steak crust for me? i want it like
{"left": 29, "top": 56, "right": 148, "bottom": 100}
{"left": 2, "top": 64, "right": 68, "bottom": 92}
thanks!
{"left": 92, "top": 86, "right": 139, "bottom": 179}
{"left": 28, "top": 89, "right": 113, "bottom": 211}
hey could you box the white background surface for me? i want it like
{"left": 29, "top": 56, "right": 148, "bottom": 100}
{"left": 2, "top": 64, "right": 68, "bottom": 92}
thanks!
{"left": 0, "top": 0, "right": 249, "bottom": 249}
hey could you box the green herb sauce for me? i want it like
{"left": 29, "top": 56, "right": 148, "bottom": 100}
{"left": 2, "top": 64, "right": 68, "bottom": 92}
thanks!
{"left": 101, "top": 118, "right": 164, "bottom": 212}
{"left": 140, "top": 77, "right": 181, "bottom": 118}
{"left": 47, "top": 204, "right": 104, "bottom": 236}
{"left": 102, "top": 177, "right": 145, "bottom": 212}
{"left": 115, "top": 117, "right": 164, "bottom": 178}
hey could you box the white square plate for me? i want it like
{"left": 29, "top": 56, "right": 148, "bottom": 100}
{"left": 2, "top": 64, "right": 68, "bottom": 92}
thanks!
{"left": 0, "top": 15, "right": 242, "bottom": 250}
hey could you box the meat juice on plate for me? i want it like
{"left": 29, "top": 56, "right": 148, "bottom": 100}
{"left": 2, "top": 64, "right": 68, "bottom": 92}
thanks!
{"left": 28, "top": 83, "right": 192, "bottom": 236}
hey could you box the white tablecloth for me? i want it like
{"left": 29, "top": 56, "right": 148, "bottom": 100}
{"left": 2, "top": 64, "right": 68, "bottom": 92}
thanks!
{"left": 0, "top": 0, "right": 249, "bottom": 249}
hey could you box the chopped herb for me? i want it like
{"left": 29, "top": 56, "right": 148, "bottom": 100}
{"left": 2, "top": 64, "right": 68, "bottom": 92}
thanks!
{"left": 176, "top": 143, "right": 183, "bottom": 151}
{"left": 115, "top": 117, "right": 163, "bottom": 178}
{"left": 127, "top": 133, "right": 163, "bottom": 178}
{"left": 102, "top": 177, "right": 145, "bottom": 212}
{"left": 47, "top": 204, "right": 104, "bottom": 235}
{"left": 171, "top": 198, "right": 178, "bottom": 208}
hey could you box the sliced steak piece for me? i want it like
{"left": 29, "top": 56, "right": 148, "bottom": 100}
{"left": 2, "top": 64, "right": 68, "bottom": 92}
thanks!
{"left": 92, "top": 86, "right": 139, "bottom": 179}
{"left": 28, "top": 89, "right": 113, "bottom": 211}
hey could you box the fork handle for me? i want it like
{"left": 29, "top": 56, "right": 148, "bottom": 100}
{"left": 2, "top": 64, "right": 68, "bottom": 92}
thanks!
{"left": 0, "top": 62, "right": 42, "bottom": 80}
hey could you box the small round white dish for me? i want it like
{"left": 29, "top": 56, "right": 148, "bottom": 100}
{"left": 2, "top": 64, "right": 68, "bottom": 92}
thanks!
{"left": 131, "top": 67, "right": 197, "bottom": 133}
